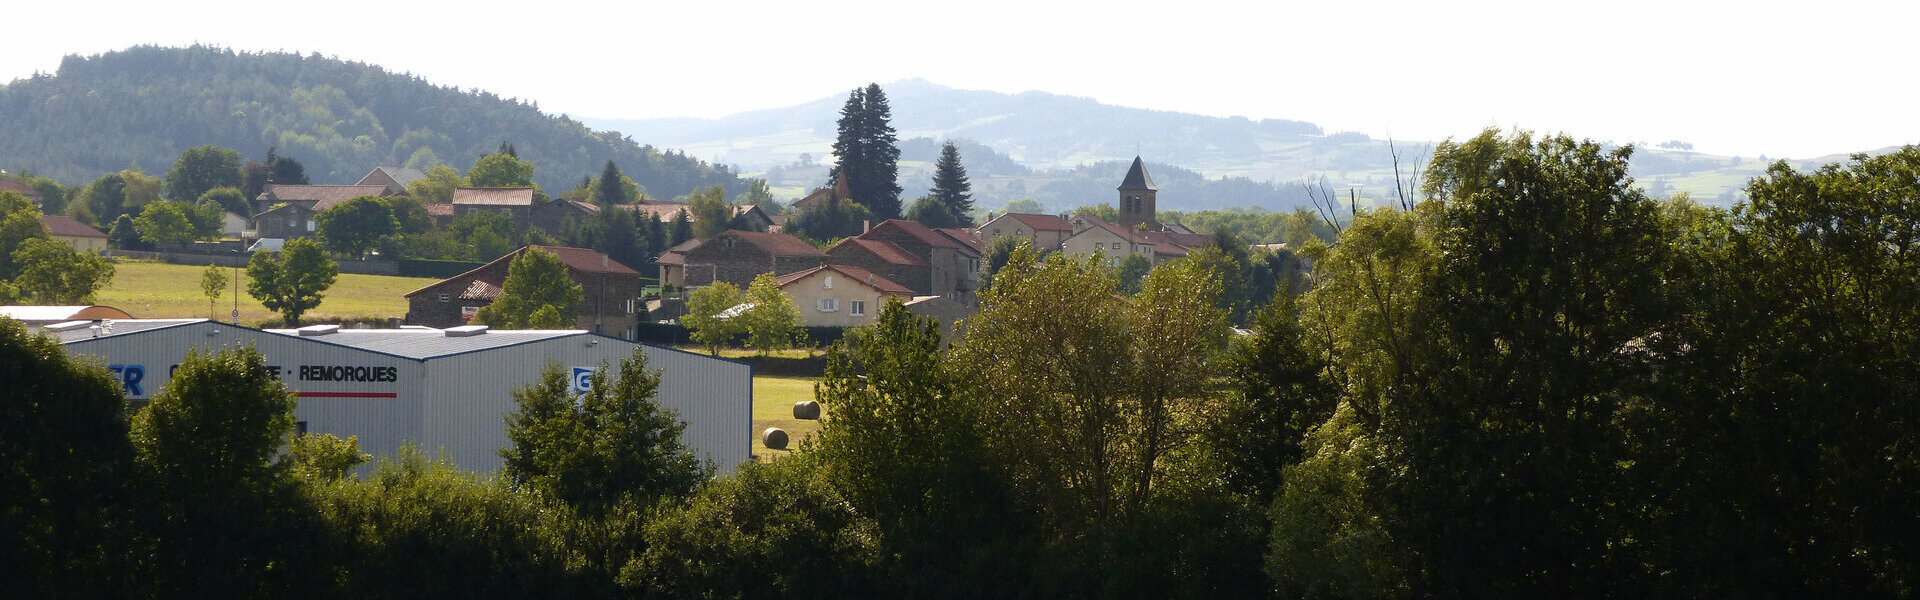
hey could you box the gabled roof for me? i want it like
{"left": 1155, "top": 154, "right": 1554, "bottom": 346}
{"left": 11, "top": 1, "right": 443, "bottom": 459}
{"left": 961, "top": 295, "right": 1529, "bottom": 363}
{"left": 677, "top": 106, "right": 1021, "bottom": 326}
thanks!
{"left": 40, "top": 215, "right": 106, "bottom": 238}
{"left": 723, "top": 230, "right": 827, "bottom": 257}
{"left": 792, "top": 173, "right": 852, "bottom": 212}
{"left": 997, "top": 212, "right": 1072, "bottom": 232}
{"left": 830, "top": 237, "right": 928, "bottom": 266}
{"left": 1118, "top": 156, "right": 1157, "bottom": 191}
{"left": 422, "top": 203, "right": 455, "bottom": 217}
{"left": 937, "top": 227, "right": 982, "bottom": 250}
{"left": 0, "top": 179, "right": 41, "bottom": 201}
{"left": 567, "top": 200, "right": 601, "bottom": 214}
{"left": 459, "top": 278, "right": 503, "bottom": 300}
{"left": 404, "top": 245, "right": 637, "bottom": 298}
{"left": 260, "top": 184, "right": 393, "bottom": 212}
{"left": 452, "top": 187, "right": 537, "bottom": 206}
{"left": 865, "top": 219, "right": 960, "bottom": 249}
{"left": 776, "top": 264, "right": 914, "bottom": 295}
{"left": 356, "top": 166, "right": 427, "bottom": 190}
{"left": 1067, "top": 220, "right": 1152, "bottom": 245}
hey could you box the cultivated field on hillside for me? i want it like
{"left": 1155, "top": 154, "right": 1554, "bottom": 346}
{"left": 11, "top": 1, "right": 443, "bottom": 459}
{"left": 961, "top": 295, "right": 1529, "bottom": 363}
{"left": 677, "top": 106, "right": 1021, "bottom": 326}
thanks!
{"left": 95, "top": 260, "right": 435, "bottom": 327}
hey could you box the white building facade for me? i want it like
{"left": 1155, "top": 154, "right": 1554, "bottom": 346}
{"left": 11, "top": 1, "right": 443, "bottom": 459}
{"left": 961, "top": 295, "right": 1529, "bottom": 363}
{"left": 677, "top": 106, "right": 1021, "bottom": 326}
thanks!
{"left": 45, "top": 320, "right": 751, "bottom": 474}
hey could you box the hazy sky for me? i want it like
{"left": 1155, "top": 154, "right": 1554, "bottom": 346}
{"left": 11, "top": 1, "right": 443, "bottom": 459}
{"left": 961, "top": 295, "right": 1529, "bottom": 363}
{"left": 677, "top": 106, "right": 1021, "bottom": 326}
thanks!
{"left": 3, "top": 0, "right": 1912, "bottom": 159}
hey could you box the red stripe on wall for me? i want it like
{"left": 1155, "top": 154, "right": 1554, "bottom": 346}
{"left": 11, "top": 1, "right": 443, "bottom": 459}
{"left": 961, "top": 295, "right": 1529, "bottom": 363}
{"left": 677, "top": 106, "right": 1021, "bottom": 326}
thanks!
{"left": 297, "top": 392, "right": 399, "bottom": 398}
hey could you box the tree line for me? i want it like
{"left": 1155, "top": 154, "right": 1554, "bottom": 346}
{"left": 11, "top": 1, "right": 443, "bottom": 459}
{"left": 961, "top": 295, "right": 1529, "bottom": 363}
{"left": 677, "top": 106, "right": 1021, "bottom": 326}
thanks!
{"left": 6, "top": 130, "right": 1917, "bottom": 598}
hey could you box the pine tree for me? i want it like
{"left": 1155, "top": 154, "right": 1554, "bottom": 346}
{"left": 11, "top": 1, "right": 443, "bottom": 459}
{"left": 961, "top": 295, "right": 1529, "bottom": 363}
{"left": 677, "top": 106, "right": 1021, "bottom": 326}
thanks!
{"left": 596, "top": 159, "right": 628, "bottom": 206}
{"left": 828, "top": 84, "right": 903, "bottom": 221}
{"left": 929, "top": 141, "right": 973, "bottom": 224}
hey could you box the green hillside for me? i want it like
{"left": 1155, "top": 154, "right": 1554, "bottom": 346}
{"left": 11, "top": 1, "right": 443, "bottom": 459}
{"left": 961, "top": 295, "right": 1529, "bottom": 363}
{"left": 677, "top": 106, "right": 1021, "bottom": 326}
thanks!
{"left": 0, "top": 45, "right": 744, "bottom": 197}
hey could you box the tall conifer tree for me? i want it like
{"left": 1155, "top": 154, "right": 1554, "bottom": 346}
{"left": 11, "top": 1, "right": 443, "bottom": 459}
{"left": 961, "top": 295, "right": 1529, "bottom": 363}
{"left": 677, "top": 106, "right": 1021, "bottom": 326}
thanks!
{"left": 930, "top": 141, "right": 973, "bottom": 224}
{"left": 828, "top": 84, "right": 903, "bottom": 220}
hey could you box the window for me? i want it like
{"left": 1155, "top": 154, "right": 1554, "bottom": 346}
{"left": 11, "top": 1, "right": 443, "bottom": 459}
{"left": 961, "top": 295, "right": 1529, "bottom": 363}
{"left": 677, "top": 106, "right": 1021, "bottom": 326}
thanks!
{"left": 438, "top": 293, "right": 449, "bottom": 303}
{"left": 1016, "top": 228, "right": 1024, "bottom": 235}
{"left": 1112, "top": 257, "right": 1121, "bottom": 267}
{"left": 850, "top": 300, "right": 865, "bottom": 316}
{"left": 824, "top": 275, "right": 834, "bottom": 289}
{"left": 296, "top": 421, "right": 309, "bottom": 436}
{"left": 993, "top": 228, "right": 1001, "bottom": 236}
{"left": 306, "top": 219, "right": 315, "bottom": 232}
{"left": 817, "top": 298, "right": 838, "bottom": 312}
{"left": 1112, "top": 242, "right": 1122, "bottom": 250}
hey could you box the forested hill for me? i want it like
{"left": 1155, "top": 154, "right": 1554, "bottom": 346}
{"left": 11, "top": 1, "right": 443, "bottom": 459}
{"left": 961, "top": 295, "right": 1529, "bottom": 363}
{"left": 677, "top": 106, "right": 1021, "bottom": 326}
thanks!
{"left": 0, "top": 45, "right": 744, "bottom": 197}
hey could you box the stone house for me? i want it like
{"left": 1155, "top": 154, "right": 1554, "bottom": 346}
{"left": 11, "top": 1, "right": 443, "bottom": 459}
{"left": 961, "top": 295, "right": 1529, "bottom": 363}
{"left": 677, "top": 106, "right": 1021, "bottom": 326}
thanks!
{"left": 775, "top": 264, "right": 913, "bottom": 328}
{"left": 403, "top": 245, "right": 645, "bottom": 339}
{"left": 251, "top": 184, "right": 392, "bottom": 217}
{"left": 829, "top": 219, "right": 980, "bottom": 304}
{"left": 622, "top": 202, "right": 773, "bottom": 232}
{"left": 530, "top": 199, "right": 600, "bottom": 234}
{"left": 250, "top": 184, "right": 395, "bottom": 240}
{"left": 675, "top": 230, "right": 827, "bottom": 291}
{"left": 791, "top": 173, "right": 851, "bottom": 214}
{"left": 451, "top": 187, "right": 537, "bottom": 220}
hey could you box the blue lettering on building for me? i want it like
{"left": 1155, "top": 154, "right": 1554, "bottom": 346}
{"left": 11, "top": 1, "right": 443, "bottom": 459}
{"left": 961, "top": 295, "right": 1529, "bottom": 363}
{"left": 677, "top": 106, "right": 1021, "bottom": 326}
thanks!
{"left": 108, "top": 364, "right": 145, "bottom": 396}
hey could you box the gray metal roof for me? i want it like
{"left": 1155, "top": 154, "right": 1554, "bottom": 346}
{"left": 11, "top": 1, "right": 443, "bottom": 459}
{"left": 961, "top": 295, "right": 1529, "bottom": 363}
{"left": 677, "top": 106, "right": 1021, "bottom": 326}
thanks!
{"left": 32, "top": 318, "right": 204, "bottom": 343}
{"left": 261, "top": 327, "right": 591, "bottom": 359}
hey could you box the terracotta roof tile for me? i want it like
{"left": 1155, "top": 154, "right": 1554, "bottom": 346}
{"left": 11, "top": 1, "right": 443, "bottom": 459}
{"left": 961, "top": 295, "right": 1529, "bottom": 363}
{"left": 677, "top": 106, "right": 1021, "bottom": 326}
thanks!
{"left": 728, "top": 230, "right": 826, "bottom": 257}
{"left": 777, "top": 264, "right": 914, "bottom": 295}
{"left": 422, "top": 203, "right": 455, "bottom": 217}
{"left": 459, "top": 279, "right": 502, "bottom": 300}
{"left": 830, "top": 238, "right": 928, "bottom": 266}
{"left": 40, "top": 215, "right": 106, "bottom": 238}
{"left": 865, "top": 219, "right": 959, "bottom": 249}
{"left": 1005, "top": 212, "right": 1072, "bottom": 231}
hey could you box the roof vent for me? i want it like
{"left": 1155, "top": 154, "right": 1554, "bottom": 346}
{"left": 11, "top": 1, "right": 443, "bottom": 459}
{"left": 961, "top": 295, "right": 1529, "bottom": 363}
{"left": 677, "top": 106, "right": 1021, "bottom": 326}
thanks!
{"left": 45, "top": 320, "right": 93, "bottom": 332}
{"left": 444, "top": 325, "right": 489, "bottom": 337}
{"left": 297, "top": 324, "right": 340, "bottom": 336}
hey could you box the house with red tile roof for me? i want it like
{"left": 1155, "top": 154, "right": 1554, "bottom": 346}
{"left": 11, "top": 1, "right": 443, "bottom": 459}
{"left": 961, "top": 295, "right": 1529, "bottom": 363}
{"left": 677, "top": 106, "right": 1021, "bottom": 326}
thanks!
{"left": 775, "top": 263, "right": 913, "bottom": 327}
{"left": 827, "top": 219, "right": 981, "bottom": 304}
{"left": 979, "top": 212, "right": 1073, "bottom": 253}
{"left": 403, "top": 245, "right": 645, "bottom": 338}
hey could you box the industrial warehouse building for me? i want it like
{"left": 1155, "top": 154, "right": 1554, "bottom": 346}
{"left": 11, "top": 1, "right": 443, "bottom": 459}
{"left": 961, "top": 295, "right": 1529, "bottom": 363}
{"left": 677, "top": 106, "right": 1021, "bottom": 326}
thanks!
{"left": 39, "top": 319, "right": 751, "bottom": 474}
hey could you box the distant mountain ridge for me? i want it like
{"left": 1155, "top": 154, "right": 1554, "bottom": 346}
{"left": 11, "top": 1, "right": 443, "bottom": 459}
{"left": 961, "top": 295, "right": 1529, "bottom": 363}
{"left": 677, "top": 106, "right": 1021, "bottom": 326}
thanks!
{"left": 0, "top": 45, "right": 744, "bottom": 198}
{"left": 587, "top": 79, "right": 1859, "bottom": 208}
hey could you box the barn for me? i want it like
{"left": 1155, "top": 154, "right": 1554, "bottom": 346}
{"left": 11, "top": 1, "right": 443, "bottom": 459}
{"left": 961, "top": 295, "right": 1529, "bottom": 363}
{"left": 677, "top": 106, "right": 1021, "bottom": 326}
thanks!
{"left": 39, "top": 319, "right": 750, "bottom": 474}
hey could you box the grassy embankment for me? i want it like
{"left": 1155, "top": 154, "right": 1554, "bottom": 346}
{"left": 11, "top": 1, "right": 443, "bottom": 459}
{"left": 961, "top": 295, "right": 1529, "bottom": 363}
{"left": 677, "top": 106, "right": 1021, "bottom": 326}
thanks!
{"left": 94, "top": 260, "right": 433, "bottom": 327}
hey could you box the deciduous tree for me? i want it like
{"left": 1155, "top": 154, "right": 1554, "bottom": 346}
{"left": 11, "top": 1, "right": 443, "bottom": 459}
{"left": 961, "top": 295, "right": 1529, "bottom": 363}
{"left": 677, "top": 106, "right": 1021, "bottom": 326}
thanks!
{"left": 132, "top": 200, "right": 195, "bottom": 246}
{"left": 682, "top": 282, "right": 742, "bottom": 355}
{"left": 11, "top": 238, "right": 115, "bottom": 303}
{"left": 740, "top": 272, "right": 800, "bottom": 355}
{"left": 201, "top": 265, "right": 228, "bottom": 320}
{"left": 475, "top": 247, "right": 583, "bottom": 329}
{"left": 316, "top": 196, "right": 399, "bottom": 258}
{"left": 246, "top": 237, "right": 338, "bottom": 326}
{"left": 164, "top": 145, "right": 244, "bottom": 202}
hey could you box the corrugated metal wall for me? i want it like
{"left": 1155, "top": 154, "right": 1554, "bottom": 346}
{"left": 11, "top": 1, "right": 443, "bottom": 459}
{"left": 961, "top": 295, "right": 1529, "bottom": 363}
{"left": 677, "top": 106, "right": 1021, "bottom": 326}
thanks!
{"left": 63, "top": 322, "right": 426, "bottom": 470}
{"left": 60, "top": 324, "right": 751, "bottom": 477}
{"left": 421, "top": 336, "right": 751, "bottom": 475}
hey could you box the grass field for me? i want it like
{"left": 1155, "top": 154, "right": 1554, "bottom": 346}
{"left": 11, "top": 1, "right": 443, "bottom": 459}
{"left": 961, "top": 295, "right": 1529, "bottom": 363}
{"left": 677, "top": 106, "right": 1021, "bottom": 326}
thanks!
{"left": 752, "top": 375, "right": 822, "bottom": 458}
{"left": 95, "top": 260, "right": 438, "bottom": 327}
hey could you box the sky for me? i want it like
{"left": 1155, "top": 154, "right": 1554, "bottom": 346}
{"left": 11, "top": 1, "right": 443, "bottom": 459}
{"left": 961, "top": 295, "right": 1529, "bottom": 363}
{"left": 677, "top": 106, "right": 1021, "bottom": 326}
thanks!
{"left": 2, "top": 0, "right": 1913, "bottom": 159}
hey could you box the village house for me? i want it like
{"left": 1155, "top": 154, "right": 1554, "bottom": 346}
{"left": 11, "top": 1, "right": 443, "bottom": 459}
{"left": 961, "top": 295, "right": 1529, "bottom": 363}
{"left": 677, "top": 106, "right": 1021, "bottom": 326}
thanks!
{"left": 673, "top": 229, "right": 827, "bottom": 291}
{"left": 40, "top": 215, "right": 107, "bottom": 253}
{"left": 529, "top": 199, "right": 600, "bottom": 233}
{"left": 1062, "top": 213, "right": 1159, "bottom": 267}
{"left": 827, "top": 219, "right": 980, "bottom": 304}
{"left": 250, "top": 184, "right": 395, "bottom": 240}
{"left": 775, "top": 263, "right": 914, "bottom": 327}
{"left": 979, "top": 211, "right": 1073, "bottom": 252}
{"left": 402, "top": 245, "right": 645, "bottom": 339}
{"left": 790, "top": 173, "right": 852, "bottom": 214}
{"left": 354, "top": 166, "right": 426, "bottom": 195}
{"left": 0, "top": 179, "right": 43, "bottom": 207}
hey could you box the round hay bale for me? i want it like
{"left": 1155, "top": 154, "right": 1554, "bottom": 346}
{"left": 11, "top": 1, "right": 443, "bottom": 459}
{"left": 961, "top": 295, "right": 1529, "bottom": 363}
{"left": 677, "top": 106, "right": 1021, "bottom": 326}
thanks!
{"left": 762, "top": 427, "right": 789, "bottom": 450}
{"left": 792, "top": 400, "right": 821, "bottom": 420}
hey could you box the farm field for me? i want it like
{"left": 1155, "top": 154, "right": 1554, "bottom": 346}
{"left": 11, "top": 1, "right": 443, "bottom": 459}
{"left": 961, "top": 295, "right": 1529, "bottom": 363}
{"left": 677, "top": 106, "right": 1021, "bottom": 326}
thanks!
{"left": 94, "top": 260, "right": 437, "bottom": 327}
{"left": 752, "top": 375, "right": 822, "bottom": 458}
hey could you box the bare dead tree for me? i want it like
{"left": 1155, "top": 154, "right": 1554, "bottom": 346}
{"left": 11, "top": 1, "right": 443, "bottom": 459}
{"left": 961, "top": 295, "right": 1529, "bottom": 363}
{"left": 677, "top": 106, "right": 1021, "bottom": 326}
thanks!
{"left": 1387, "top": 136, "right": 1429, "bottom": 211}
{"left": 1304, "top": 176, "right": 1343, "bottom": 236}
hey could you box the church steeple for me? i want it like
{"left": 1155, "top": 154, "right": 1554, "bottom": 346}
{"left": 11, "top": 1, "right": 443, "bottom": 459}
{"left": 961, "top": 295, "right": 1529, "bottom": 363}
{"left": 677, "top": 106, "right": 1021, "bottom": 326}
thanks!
{"left": 1117, "top": 156, "right": 1157, "bottom": 227}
